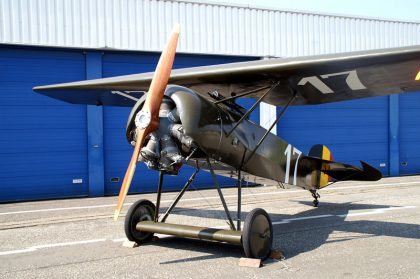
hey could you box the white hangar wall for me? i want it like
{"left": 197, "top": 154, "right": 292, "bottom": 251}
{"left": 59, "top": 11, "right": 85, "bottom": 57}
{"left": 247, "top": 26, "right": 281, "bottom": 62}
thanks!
{"left": 1, "top": 0, "right": 419, "bottom": 56}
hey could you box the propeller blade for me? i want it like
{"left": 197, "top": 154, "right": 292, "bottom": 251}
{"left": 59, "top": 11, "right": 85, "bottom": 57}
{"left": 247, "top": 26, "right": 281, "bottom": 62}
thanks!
{"left": 143, "top": 23, "right": 180, "bottom": 128}
{"left": 113, "top": 128, "right": 146, "bottom": 220}
{"left": 113, "top": 24, "right": 180, "bottom": 220}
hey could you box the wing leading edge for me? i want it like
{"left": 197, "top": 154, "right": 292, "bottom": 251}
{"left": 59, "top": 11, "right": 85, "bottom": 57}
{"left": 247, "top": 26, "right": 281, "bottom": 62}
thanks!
{"left": 34, "top": 45, "right": 420, "bottom": 106}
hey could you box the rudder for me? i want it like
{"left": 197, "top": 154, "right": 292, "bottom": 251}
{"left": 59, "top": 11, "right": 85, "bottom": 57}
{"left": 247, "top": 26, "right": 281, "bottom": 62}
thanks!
{"left": 308, "top": 144, "right": 333, "bottom": 188}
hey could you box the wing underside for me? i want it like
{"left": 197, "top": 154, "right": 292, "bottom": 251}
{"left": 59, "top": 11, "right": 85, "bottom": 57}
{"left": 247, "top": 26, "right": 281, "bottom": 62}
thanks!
{"left": 34, "top": 45, "right": 420, "bottom": 106}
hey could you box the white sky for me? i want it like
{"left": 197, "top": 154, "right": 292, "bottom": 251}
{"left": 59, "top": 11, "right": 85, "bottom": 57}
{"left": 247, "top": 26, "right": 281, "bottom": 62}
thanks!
{"left": 205, "top": 0, "right": 420, "bottom": 22}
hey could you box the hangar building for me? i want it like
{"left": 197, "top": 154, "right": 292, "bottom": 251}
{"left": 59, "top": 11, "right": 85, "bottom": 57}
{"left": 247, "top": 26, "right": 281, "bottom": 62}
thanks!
{"left": 1, "top": 0, "right": 419, "bottom": 202}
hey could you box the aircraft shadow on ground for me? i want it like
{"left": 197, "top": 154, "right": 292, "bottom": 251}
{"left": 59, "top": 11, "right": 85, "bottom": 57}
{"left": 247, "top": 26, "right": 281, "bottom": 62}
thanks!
{"left": 151, "top": 201, "right": 419, "bottom": 262}
{"left": 153, "top": 237, "right": 243, "bottom": 265}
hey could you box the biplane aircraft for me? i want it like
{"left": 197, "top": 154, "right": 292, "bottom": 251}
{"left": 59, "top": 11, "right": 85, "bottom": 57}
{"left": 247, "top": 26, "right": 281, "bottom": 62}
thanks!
{"left": 34, "top": 24, "right": 420, "bottom": 260}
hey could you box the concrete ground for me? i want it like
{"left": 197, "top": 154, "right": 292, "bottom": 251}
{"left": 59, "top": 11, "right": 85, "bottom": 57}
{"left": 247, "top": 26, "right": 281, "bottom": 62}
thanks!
{"left": 0, "top": 176, "right": 419, "bottom": 279}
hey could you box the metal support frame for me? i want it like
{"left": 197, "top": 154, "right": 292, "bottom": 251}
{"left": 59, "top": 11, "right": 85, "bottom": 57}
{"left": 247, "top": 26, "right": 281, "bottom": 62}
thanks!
{"left": 237, "top": 170, "right": 242, "bottom": 231}
{"left": 226, "top": 82, "right": 280, "bottom": 137}
{"left": 206, "top": 157, "right": 236, "bottom": 231}
{"left": 243, "top": 92, "right": 297, "bottom": 167}
{"left": 214, "top": 85, "right": 272, "bottom": 105}
{"left": 111, "top": 90, "right": 141, "bottom": 102}
{"left": 160, "top": 168, "right": 200, "bottom": 223}
{"left": 154, "top": 171, "right": 165, "bottom": 221}
{"left": 137, "top": 221, "right": 242, "bottom": 244}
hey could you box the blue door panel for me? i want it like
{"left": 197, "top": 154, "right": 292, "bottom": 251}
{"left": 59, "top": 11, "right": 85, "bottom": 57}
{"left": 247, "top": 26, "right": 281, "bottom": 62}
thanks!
{"left": 4, "top": 45, "right": 418, "bottom": 203}
{"left": 277, "top": 96, "right": 390, "bottom": 176}
{"left": 399, "top": 91, "right": 420, "bottom": 175}
{"left": 0, "top": 46, "right": 88, "bottom": 202}
{"left": 102, "top": 52, "right": 258, "bottom": 195}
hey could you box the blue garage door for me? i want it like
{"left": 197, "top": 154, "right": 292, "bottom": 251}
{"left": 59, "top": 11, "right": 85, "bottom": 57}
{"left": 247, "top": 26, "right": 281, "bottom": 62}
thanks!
{"left": 102, "top": 52, "right": 258, "bottom": 195}
{"left": 277, "top": 96, "right": 390, "bottom": 176}
{"left": 0, "top": 46, "right": 88, "bottom": 202}
{"left": 400, "top": 92, "right": 420, "bottom": 175}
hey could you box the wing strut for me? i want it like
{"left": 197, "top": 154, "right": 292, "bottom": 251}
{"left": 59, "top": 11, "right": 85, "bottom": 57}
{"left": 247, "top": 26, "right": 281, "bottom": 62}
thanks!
{"left": 226, "top": 82, "right": 280, "bottom": 137}
{"left": 243, "top": 91, "right": 298, "bottom": 167}
{"left": 214, "top": 85, "right": 272, "bottom": 104}
{"left": 153, "top": 171, "right": 165, "bottom": 222}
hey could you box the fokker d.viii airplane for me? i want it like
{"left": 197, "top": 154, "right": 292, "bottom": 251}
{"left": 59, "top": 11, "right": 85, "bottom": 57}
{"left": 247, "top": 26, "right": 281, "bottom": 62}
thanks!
{"left": 34, "top": 24, "right": 420, "bottom": 260}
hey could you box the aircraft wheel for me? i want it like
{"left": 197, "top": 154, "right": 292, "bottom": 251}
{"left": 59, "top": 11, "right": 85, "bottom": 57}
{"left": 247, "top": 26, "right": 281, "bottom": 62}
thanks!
{"left": 124, "top": 199, "right": 156, "bottom": 244}
{"left": 242, "top": 208, "right": 273, "bottom": 260}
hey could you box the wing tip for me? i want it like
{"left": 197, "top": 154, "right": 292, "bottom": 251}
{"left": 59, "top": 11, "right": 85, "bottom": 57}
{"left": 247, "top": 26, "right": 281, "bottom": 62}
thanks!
{"left": 33, "top": 85, "right": 46, "bottom": 91}
{"left": 33, "top": 83, "right": 73, "bottom": 92}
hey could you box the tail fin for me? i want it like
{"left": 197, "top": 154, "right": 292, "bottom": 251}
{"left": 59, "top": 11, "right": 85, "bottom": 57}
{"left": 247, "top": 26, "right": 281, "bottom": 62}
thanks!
{"left": 308, "top": 144, "right": 333, "bottom": 188}
{"left": 305, "top": 144, "right": 382, "bottom": 189}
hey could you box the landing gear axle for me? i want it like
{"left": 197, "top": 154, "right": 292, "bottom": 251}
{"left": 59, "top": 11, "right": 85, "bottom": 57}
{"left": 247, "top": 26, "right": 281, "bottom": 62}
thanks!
{"left": 124, "top": 199, "right": 273, "bottom": 260}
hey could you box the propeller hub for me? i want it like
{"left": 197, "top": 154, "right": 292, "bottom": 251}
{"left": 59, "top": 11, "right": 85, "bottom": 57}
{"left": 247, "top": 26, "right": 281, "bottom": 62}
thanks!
{"left": 135, "top": 111, "right": 152, "bottom": 129}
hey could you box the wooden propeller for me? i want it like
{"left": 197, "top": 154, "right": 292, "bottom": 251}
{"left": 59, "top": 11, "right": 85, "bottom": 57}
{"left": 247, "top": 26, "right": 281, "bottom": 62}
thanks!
{"left": 113, "top": 24, "right": 180, "bottom": 221}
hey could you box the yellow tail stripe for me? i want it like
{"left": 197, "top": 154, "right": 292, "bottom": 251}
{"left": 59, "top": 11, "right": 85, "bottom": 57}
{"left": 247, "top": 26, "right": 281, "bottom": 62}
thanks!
{"left": 319, "top": 146, "right": 331, "bottom": 188}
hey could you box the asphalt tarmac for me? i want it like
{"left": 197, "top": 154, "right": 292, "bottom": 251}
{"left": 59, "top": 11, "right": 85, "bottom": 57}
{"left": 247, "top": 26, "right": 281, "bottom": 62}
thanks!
{"left": 1, "top": 176, "right": 419, "bottom": 279}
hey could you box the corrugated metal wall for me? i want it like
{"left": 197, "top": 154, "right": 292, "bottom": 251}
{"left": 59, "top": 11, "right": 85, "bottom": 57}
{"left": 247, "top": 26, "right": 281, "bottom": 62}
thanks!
{"left": 1, "top": 0, "right": 419, "bottom": 57}
{"left": 3, "top": 0, "right": 417, "bottom": 143}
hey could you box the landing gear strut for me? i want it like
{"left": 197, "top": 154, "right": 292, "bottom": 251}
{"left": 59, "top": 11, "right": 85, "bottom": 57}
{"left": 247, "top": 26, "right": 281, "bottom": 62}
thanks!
{"left": 124, "top": 164, "right": 274, "bottom": 260}
{"left": 310, "top": 190, "right": 320, "bottom": 207}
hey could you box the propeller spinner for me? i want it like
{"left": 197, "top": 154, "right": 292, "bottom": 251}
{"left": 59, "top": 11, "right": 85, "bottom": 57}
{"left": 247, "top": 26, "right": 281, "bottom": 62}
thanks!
{"left": 114, "top": 24, "right": 180, "bottom": 221}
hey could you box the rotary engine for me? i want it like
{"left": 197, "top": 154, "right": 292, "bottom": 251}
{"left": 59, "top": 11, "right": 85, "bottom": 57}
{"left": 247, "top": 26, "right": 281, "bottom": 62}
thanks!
{"left": 131, "top": 97, "right": 196, "bottom": 175}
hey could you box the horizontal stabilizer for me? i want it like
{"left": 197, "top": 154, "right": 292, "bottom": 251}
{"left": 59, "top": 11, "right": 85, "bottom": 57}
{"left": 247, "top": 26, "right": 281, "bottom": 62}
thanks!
{"left": 300, "top": 156, "right": 382, "bottom": 188}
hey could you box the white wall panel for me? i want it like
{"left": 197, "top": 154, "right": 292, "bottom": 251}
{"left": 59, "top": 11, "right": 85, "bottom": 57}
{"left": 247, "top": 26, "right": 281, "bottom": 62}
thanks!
{"left": 0, "top": 0, "right": 419, "bottom": 57}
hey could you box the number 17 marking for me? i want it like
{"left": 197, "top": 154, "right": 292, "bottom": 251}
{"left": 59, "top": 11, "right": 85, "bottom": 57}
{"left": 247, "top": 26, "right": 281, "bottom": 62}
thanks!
{"left": 284, "top": 144, "right": 302, "bottom": 185}
{"left": 298, "top": 70, "right": 366, "bottom": 94}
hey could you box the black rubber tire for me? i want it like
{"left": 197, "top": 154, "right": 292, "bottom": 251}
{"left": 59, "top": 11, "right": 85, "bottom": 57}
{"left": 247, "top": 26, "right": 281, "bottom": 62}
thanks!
{"left": 242, "top": 208, "right": 273, "bottom": 260}
{"left": 124, "top": 199, "right": 156, "bottom": 244}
